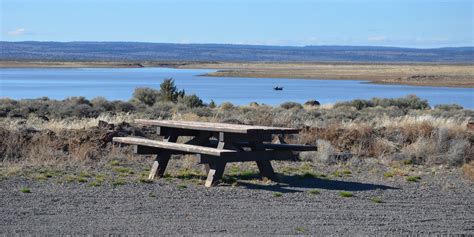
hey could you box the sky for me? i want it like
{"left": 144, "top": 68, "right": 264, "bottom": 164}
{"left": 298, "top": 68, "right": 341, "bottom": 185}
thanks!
{"left": 1, "top": 0, "right": 473, "bottom": 48}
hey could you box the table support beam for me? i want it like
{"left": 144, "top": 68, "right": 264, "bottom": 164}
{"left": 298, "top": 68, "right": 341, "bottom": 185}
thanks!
{"left": 205, "top": 162, "right": 226, "bottom": 187}
{"left": 148, "top": 135, "right": 177, "bottom": 180}
{"left": 251, "top": 141, "right": 278, "bottom": 181}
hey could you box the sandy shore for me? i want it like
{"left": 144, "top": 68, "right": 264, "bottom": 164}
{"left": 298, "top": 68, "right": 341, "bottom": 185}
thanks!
{"left": 1, "top": 61, "right": 473, "bottom": 88}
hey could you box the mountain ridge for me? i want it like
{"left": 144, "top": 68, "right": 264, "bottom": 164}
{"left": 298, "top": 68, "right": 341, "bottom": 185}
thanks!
{"left": 1, "top": 41, "right": 473, "bottom": 63}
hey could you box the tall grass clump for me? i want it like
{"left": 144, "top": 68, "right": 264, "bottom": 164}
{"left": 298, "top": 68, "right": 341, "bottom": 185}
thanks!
{"left": 334, "top": 95, "right": 429, "bottom": 110}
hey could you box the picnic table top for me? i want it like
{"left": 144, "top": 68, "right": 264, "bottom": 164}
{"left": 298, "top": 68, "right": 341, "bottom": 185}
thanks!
{"left": 135, "top": 119, "right": 301, "bottom": 134}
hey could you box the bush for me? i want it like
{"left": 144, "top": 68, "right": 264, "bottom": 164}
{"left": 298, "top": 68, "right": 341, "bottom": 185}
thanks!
{"left": 334, "top": 95, "right": 429, "bottom": 110}
{"left": 91, "top": 97, "right": 114, "bottom": 111}
{"left": 132, "top": 87, "right": 160, "bottom": 106}
{"left": 64, "top": 96, "right": 92, "bottom": 106}
{"left": 179, "top": 94, "right": 204, "bottom": 108}
{"left": 249, "top": 102, "right": 259, "bottom": 107}
{"left": 208, "top": 100, "right": 216, "bottom": 108}
{"left": 304, "top": 100, "right": 321, "bottom": 106}
{"left": 434, "top": 104, "right": 463, "bottom": 111}
{"left": 280, "top": 102, "right": 303, "bottom": 110}
{"left": 191, "top": 107, "right": 213, "bottom": 117}
{"left": 220, "top": 102, "right": 234, "bottom": 111}
{"left": 159, "top": 78, "right": 184, "bottom": 102}
{"left": 114, "top": 101, "right": 136, "bottom": 112}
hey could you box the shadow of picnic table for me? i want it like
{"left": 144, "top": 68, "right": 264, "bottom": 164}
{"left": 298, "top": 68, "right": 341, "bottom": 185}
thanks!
{"left": 233, "top": 174, "right": 398, "bottom": 193}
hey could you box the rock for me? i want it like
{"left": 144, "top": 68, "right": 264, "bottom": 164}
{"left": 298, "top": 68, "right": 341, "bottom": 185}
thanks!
{"left": 467, "top": 121, "right": 474, "bottom": 131}
{"left": 38, "top": 115, "right": 50, "bottom": 121}
{"left": 98, "top": 120, "right": 114, "bottom": 130}
{"left": 304, "top": 100, "right": 321, "bottom": 106}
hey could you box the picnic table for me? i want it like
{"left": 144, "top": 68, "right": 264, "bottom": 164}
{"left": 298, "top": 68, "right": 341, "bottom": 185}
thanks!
{"left": 113, "top": 119, "right": 317, "bottom": 187}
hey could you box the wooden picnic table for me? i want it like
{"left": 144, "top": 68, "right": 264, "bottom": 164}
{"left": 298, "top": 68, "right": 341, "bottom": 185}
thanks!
{"left": 113, "top": 119, "right": 316, "bottom": 187}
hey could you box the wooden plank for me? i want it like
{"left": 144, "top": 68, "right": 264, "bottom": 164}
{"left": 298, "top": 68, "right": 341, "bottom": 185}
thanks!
{"left": 135, "top": 119, "right": 301, "bottom": 134}
{"left": 148, "top": 161, "right": 159, "bottom": 179}
{"left": 154, "top": 152, "right": 171, "bottom": 178}
{"left": 113, "top": 137, "right": 236, "bottom": 156}
{"left": 204, "top": 162, "right": 226, "bottom": 187}
{"left": 263, "top": 143, "right": 317, "bottom": 151}
{"left": 198, "top": 150, "right": 297, "bottom": 163}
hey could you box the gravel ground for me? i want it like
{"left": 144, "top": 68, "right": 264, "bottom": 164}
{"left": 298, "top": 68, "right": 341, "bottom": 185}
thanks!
{"left": 1, "top": 170, "right": 473, "bottom": 235}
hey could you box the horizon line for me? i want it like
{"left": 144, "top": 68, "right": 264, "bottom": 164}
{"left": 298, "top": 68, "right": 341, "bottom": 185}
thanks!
{"left": 2, "top": 40, "right": 474, "bottom": 50}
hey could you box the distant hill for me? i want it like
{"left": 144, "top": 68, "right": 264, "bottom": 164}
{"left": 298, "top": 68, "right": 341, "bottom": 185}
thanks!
{"left": 1, "top": 41, "right": 473, "bottom": 63}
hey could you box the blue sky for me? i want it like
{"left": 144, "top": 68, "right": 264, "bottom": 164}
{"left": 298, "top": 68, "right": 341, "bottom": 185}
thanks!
{"left": 1, "top": 0, "right": 473, "bottom": 48}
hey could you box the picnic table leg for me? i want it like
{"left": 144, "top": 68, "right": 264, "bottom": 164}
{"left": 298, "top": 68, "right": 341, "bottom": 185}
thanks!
{"left": 205, "top": 162, "right": 226, "bottom": 187}
{"left": 148, "top": 151, "right": 171, "bottom": 179}
{"left": 148, "top": 135, "right": 177, "bottom": 180}
{"left": 251, "top": 142, "right": 278, "bottom": 181}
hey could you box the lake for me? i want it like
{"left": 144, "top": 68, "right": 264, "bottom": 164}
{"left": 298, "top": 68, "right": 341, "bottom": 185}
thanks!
{"left": 0, "top": 67, "right": 473, "bottom": 108}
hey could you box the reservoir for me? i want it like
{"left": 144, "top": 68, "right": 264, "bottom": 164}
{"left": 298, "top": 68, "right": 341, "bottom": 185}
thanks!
{"left": 1, "top": 67, "right": 473, "bottom": 108}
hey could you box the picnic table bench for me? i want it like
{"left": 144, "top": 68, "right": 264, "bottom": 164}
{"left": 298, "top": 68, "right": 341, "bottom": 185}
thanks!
{"left": 113, "top": 119, "right": 317, "bottom": 187}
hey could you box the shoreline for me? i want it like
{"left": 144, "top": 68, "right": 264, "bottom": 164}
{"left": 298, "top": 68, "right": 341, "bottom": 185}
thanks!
{"left": 1, "top": 61, "right": 473, "bottom": 88}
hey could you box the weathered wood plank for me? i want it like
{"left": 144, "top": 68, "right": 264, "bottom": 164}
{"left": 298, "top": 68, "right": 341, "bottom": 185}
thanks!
{"left": 148, "top": 161, "right": 159, "bottom": 179}
{"left": 204, "top": 162, "right": 226, "bottom": 187}
{"left": 113, "top": 137, "right": 236, "bottom": 156}
{"left": 135, "top": 119, "right": 301, "bottom": 134}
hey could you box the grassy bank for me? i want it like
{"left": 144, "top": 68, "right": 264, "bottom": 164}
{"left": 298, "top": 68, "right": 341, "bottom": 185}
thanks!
{"left": 1, "top": 81, "right": 473, "bottom": 183}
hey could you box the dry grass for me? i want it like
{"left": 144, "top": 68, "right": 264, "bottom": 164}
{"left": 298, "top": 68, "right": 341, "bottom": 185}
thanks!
{"left": 0, "top": 113, "right": 137, "bottom": 131}
{"left": 463, "top": 161, "right": 474, "bottom": 181}
{"left": 0, "top": 95, "right": 472, "bottom": 181}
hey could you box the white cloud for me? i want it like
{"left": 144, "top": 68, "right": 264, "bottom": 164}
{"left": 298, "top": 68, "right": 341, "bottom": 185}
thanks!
{"left": 8, "top": 28, "right": 26, "bottom": 36}
{"left": 367, "top": 35, "right": 387, "bottom": 42}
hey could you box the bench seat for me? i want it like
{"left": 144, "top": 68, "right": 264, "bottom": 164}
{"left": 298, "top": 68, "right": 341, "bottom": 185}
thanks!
{"left": 113, "top": 137, "right": 236, "bottom": 156}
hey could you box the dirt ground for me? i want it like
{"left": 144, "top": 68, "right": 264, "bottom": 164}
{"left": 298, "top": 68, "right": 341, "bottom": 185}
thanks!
{"left": 1, "top": 167, "right": 472, "bottom": 235}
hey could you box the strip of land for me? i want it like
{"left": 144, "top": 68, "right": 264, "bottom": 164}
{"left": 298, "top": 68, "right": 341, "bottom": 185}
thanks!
{"left": 181, "top": 62, "right": 474, "bottom": 88}
{"left": 1, "top": 61, "right": 473, "bottom": 87}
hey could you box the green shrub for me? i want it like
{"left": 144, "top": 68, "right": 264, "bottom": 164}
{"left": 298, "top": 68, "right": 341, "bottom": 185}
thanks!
{"left": 280, "top": 102, "right": 303, "bottom": 110}
{"left": 113, "top": 101, "right": 136, "bottom": 112}
{"left": 208, "top": 100, "right": 216, "bottom": 108}
{"left": 132, "top": 87, "right": 161, "bottom": 106}
{"left": 339, "top": 191, "right": 353, "bottom": 197}
{"left": 91, "top": 96, "right": 114, "bottom": 111}
{"left": 406, "top": 176, "right": 421, "bottom": 182}
{"left": 434, "top": 104, "right": 463, "bottom": 111}
{"left": 64, "top": 96, "right": 92, "bottom": 106}
{"left": 371, "top": 197, "right": 383, "bottom": 203}
{"left": 179, "top": 94, "right": 204, "bottom": 108}
{"left": 220, "top": 102, "right": 234, "bottom": 110}
{"left": 334, "top": 95, "right": 429, "bottom": 110}
{"left": 159, "top": 78, "right": 184, "bottom": 102}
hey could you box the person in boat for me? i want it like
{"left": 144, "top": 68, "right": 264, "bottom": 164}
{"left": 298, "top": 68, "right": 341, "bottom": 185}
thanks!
{"left": 273, "top": 86, "right": 283, "bottom": 90}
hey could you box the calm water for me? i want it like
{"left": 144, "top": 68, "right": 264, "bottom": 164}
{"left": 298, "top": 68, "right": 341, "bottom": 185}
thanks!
{"left": 0, "top": 67, "right": 473, "bottom": 108}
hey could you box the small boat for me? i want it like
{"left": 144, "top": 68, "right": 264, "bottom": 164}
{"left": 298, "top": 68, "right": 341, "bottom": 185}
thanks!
{"left": 273, "top": 86, "right": 283, "bottom": 91}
